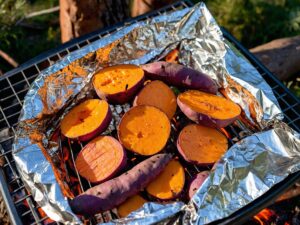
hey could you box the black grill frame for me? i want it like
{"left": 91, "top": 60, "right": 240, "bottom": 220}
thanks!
{"left": 0, "top": 1, "right": 299, "bottom": 224}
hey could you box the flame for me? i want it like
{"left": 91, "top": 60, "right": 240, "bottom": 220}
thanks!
{"left": 23, "top": 199, "right": 29, "bottom": 208}
{"left": 253, "top": 208, "right": 276, "bottom": 225}
{"left": 37, "top": 207, "right": 54, "bottom": 225}
{"left": 62, "top": 147, "right": 70, "bottom": 162}
{"left": 50, "top": 129, "right": 60, "bottom": 142}
{"left": 220, "top": 128, "right": 231, "bottom": 139}
{"left": 20, "top": 196, "right": 54, "bottom": 225}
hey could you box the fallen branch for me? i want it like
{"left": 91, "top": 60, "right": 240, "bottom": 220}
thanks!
{"left": 25, "top": 6, "right": 60, "bottom": 19}
{"left": 0, "top": 50, "right": 19, "bottom": 68}
{"left": 16, "top": 6, "right": 60, "bottom": 25}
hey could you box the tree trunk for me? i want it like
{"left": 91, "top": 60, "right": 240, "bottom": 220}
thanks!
{"left": 59, "top": 0, "right": 177, "bottom": 43}
{"left": 250, "top": 35, "right": 300, "bottom": 80}
{"left": 60, "top": 0, "right": 106, "bottom": 43}
{"left": 60, "top": 0, "right": 131, "bottom": 43}
{"left": 131, "top": 0, "right": 176, "bottom": 17}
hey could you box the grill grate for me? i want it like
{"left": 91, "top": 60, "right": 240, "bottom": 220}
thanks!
{"left": 0, "top": 1, "right": 299, "bottom": 224}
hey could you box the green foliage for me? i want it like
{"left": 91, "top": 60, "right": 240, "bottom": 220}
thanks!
{"left": 0, "top": 0, "right": 60, "bottom": 72}
{"left": 285, "top": 78, "right": 300, "bottom": 98}
{"left": 202, "top": 0, "right": 300, "bottom": 48}
{"left": 0, "top": 0, "right": 25, "bottom": 26}
{"left": 0, "top": 0, "right": 25, "bottom": 46}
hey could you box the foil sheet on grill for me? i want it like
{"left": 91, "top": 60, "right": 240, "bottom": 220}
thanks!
{"left": 12, "top": 2, "right": 299, "bottom": 225}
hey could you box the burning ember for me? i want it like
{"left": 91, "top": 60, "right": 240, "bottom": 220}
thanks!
{"left": 244, "top": 183, "right": 300, "bottom": 225}
{"left": 253, "top": 209, "right": 277, "bottom": 225}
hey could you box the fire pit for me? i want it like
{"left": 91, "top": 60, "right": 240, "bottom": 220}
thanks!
{"left": 0, "top": 1, "right": 299, "bottom": 224}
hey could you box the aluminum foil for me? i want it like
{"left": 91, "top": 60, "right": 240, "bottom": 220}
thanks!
{"left": 12, "top": 2, "right": 298, "bottom": 225}
{"left": 185, "top": 122, "right": 300, "bottom": 224}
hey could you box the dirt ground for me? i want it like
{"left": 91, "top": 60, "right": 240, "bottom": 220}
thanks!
{"left": 0, "top": 192, "right": 10, "bottom": 225}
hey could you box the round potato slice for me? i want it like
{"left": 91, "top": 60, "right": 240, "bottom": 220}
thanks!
{"left": 61, "top": 99, "right": 111, "bottom": 141}
{"left": 118, "top": 105, "right": 170, "bottom": 156}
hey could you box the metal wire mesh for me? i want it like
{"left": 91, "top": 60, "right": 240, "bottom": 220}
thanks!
{"left": 0, "top": 1, "right": 299, "bottom": 224}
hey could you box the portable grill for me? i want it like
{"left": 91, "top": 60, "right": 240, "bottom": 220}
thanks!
{"left": 0, "top": 1, "right": 299, "bottom": 224}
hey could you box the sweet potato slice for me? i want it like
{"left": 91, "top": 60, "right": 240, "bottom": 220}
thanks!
{"left": 75, "top": 136, "right": 126, "bottom": 183}
{"left": 118, "top": 105, "right": 171, "bottom": 155}
{"left": 146, "top": 159, "right": 185, "bottom": 200}
{"left": 188, "top": 171, "right": 210, "bottom": 200}
{"left": 177, "top": 90, "right": 241, "bottom": 128}
{"left": 70, "top": 153, "right": 172, "bottom": 216}
{"left": 93, "top": 64, "right": 144, "bottom": 104}
{"left": 134, "top": 80, "right": 177, "bottom": 119}
{"left": 60, "top": 99, "right": 111, "bottom": 142}
{"left": 117, "top": 195, "right": 147, "bottom": 218}
{"left": 142, "top": 62, "right": 217, "bottom": 94}
{"left": 177, "top": 124, "right": 228, "bottom": 165}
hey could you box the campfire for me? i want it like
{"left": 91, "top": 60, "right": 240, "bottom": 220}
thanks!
{"left": 245, "top": 183, "right": 300, "bottom": 225}
{"left": 1, "top": 2, "right": 299, "bottom": 225}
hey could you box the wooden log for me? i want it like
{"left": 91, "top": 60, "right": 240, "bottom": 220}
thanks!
{"left": 250, "top": 35, "right": 300, "bottom": 80}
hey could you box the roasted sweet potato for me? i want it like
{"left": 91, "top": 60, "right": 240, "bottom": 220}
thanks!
{"left": 133, "top": 80, "right": 177, "bottom": 119}
{"left": 164, "top": 49, "right": 179, "bottom": 63}
{"left": 70, "top": 153, "right": 172, "bottom": 216}
{"left": 146, "top": 159, "right": 185, "bottom": 200}
{"left": 117, "top": 194, "right": 147, "bottom": 218}
{"left": 142, "top": 62, "right": 217, "bottom": 94}
{"left": 93, "top": 64, "right": 145, "bottom": 104}
{"left": 118, "top": 105, "right": 171, "bottom": 155}
{"left": 177, "top": 124, "right": 228, "bottom": 165}
{"left": 75, "top": 136, "right": 126, "bottom": 183}
{"left": 188, "top": 171, "right": 210, "bottom": 200}
{"left": 60, "top": 99, "right": 111, "bottom": 142}
{"left": 177, "top": 90, "right": 241, "bottom": 128}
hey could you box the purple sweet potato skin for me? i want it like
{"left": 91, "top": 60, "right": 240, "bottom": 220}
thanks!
{"left": 142, "top": 62, "right": 217, "bottom": 94}
{"left": 94, "top": 76, "right": 145, "bottom": 104}
{"left": 70, "top": 153, "right": 172, "bottom": 216}
{"left": 177, "top": 97, "right": 238, "bottom": 128}
{"left": 76, "top": 107, "right": 112, "bottom": 142}
{"left": 188, "top": 171, "right": 210, "bottom": 200}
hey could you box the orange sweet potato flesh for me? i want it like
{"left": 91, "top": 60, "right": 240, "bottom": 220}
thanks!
{"left": 117, "top": 195, "right": 147, "bottom": 218}
{"left": 177, "top": 124, "right": 228, "bottom": 165}
{"left": 60, "top": 99, "right": 111, "bottom": 141}
{"left": 165, "top": 49, "right": 179, "bottom": 63}
{"left": 146, "top": 159, "right": 185, "bottom": 200}
{"left": 93, "top": 64, "right": 144, "bottom": 104}
{"left": 75, "top": 136, "right": 126, "bottom": 183}
{"left": 118, "top": 105, "right": 171, "bottom": 156}
{"left": 177, "top": 90, "right": 241, "bottom": 128}
{"left": 134, "top": 80, "right": 177, "bottom": 119}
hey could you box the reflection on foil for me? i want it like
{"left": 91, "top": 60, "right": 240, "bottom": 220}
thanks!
{"left": 12, "top": 2, "right": 297, "bottom": 224}
{"left": 102, "top": 202, "right": 184, "bottom": 225}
